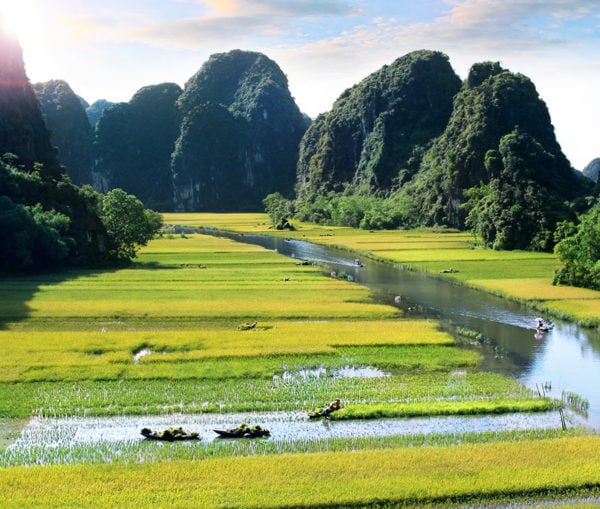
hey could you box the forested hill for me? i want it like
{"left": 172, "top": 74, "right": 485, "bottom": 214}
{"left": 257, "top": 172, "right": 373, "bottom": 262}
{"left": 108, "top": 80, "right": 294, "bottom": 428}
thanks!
{"left": 88, "top": 50, "right": 309, "bottom": 212}
{"left": 0, "top": 30, "right": 107, "bottom": 270}
{"left": 406, "top": 61, "right": 590, "bottom": 229}
{"left": 33, "top": 80, "right": 93, "bottom": 185}
{"left": 171, "top": 50, "right": 310, "bottom": 211}
{"left": 294, "top": 51, "right": 594, "bottom": 251}
{"left": 92, "top": 82, "right": 182, "bottom": 211}
{"left": 296, "top": 50, "right": 462, "bottom": 207}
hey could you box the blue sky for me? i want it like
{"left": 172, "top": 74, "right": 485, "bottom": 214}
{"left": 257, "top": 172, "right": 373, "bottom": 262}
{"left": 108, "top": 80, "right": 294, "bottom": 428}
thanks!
{"left": 2, "top": 0, "right": 599, "bottom": 169}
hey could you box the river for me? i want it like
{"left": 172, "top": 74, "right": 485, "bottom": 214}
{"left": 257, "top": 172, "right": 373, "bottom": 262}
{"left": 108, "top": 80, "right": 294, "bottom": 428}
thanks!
{"left": 222, "top": 232, "right": 600, "bottom": 431}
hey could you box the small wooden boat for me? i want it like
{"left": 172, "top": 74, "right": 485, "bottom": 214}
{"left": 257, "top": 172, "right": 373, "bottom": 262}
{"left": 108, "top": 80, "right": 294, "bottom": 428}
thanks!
{"left": 535, "top": 318, "right": 554, "bottom": 332}
{"left": 213, "top": 423, "right": 270, "bottom": 438}
{"left": 308, "top": 398, "right": 341, "bottom": 419}
{"left": 141, "top": 427, "right": 200, "bottom": 441}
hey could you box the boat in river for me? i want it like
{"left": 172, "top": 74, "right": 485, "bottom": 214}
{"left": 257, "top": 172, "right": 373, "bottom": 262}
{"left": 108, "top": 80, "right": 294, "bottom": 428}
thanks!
{"left": 213, "top": 423, "right": 270, "bottom": 438}
{"left": 141, "top": 426, "right": 200, "bottom": 441}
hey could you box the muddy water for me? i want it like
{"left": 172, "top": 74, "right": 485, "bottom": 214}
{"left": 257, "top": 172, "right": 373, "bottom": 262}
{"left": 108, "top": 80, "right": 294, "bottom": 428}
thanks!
{"left": 216, "top": 232, "right": 600, "bottom": 431}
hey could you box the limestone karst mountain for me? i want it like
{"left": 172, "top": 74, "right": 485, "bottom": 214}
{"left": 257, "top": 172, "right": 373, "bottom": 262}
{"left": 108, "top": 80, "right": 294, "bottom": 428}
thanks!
{"left": 0, "top": 29, "right": 61, "bottom": 176}
{"left": 33, "top": 79, "right": 93, "bottom": 185}
{"left": 171, "top": 50, "right": 310, "bottom": 211}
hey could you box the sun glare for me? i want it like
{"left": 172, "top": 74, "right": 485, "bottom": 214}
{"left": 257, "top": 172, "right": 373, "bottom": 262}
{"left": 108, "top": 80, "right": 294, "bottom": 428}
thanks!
{"left": 1, "top": 4, "right": 42, "bottom": 46}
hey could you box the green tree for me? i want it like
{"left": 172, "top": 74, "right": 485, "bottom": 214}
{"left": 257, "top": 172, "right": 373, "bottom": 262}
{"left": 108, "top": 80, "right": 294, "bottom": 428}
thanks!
{"left": 0, "top": 197, "right": 72, "bottom": 271}
{"left": 100, "top": 189, "right": 162, "bottom": 260}
{"left": 263, "top": 192, "right": 295, "bottom": 230}
{"left": 553, "top": 200, "right": 600, "bottom": 290}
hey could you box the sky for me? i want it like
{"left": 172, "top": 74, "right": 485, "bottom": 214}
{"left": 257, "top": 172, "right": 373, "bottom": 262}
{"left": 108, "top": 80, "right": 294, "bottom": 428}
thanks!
{"left": 1, "top": 0, "right": 599, "bottom": 170}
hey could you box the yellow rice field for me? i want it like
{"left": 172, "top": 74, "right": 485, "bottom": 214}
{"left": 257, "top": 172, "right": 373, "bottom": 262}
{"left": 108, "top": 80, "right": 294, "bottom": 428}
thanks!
{"left": 0, "top": 321, "right": 452, "bottom": 383}
{"left": 2, "top": 436, "right": 599, "bottom": 508}
{"left": 175, "top": 213, "right": 600, "bottom": 325}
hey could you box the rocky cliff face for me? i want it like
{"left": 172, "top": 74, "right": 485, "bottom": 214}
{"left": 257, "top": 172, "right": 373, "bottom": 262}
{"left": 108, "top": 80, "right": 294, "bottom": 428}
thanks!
{"left": 295, "top": 50, "right": 462, "bottom": 206}
{"left": 92, "top": 83, "right": 182, "bottom": 210}
{"left": 33, "top": 80, "right": 93, "bottom": 184}
{"left": 0, "top": 30, "right": 61, "bottom": 176}
{"left": 171, "top": 50, "right": 309, "bottom": 211}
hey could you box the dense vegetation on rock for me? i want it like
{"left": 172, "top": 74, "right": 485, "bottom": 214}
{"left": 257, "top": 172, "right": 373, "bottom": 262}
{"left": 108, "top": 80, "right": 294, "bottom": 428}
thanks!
{"left": 0, "top": 156, "right": 107, "bottom": 270}
{"left": 294, "top": 54, "right": 594, "bottom": 251}
{"left": 295, "top": 50, "right": 461, "bottom": 221}
{"left": 404, "top": 62, "right": 591, "bottom": 232}
{"left": 0, "top": 30, "right": 161, "bottom": 272}
{"left": 461, "top": 128, "right": 582, "bottom": 250}
{"left": 33, "top": 79, "right": 93, "bottom": 185}
{"left": 88, "top": 50, "right": 308, "bottom": 212}
{"left": 93, "top": 83, "right": 182, "bottom": 210}
{"left": 172, "top": 50, "right": 309, "bottom": 211}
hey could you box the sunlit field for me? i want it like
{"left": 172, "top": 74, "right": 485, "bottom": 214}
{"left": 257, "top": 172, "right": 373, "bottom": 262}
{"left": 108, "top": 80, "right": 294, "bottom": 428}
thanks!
{"left": 1, "top": 214, "right": 599, "bottom": 507}
{"left": 171, "top": 213, "right": 600, "bottom": 326}
{"left": 2, "top": 436, "right": 599, "bottom": 508}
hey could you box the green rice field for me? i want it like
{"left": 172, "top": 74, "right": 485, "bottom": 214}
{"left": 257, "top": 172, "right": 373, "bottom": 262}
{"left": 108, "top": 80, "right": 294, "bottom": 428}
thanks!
{"left": 1, "top": 213, "right": 599, "bottom": 508}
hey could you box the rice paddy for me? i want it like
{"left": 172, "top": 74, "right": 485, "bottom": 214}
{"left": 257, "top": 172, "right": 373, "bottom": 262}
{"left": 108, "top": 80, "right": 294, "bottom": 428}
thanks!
{"left": 169, "top": 213, "right": 600, "bottom": 327}
{"left": 1, "top": 213, "right": 599, "bottom": 507}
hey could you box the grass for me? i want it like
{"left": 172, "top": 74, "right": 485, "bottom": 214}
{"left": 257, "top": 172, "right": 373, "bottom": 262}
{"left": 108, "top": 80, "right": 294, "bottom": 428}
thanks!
{"left": 0, "top": 213, "right": 596, "bottom": 508}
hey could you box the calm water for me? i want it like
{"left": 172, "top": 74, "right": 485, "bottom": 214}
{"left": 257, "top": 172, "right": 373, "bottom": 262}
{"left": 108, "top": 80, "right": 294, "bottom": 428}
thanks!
{"left": 220, "top": 232, "right": 600, "bottom": 431}
{"left": 9, "top": 411, "right": 569, "bottom": 450}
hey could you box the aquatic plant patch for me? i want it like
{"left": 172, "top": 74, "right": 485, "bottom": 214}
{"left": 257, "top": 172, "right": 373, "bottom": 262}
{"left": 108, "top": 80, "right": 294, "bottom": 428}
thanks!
{"left": 2, "top": 418, "right": 585, "bottom": 467}
{"left": 0, "top": 370, "right": 540, "bottom": 419}
{"left": 332, "top": 399, "right": 555, "bottom": 419}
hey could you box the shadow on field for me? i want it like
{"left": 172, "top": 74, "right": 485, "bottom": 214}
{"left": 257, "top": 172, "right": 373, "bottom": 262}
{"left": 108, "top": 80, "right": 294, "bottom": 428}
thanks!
{"left": 0, "top": 266, "right": 120, "bottom": 330}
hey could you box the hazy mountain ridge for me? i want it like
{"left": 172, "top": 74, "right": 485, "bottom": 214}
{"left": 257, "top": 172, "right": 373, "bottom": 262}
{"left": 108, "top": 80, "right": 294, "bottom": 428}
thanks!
{"left": 583, "top": 158, "right": 600, "bottom": 183}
